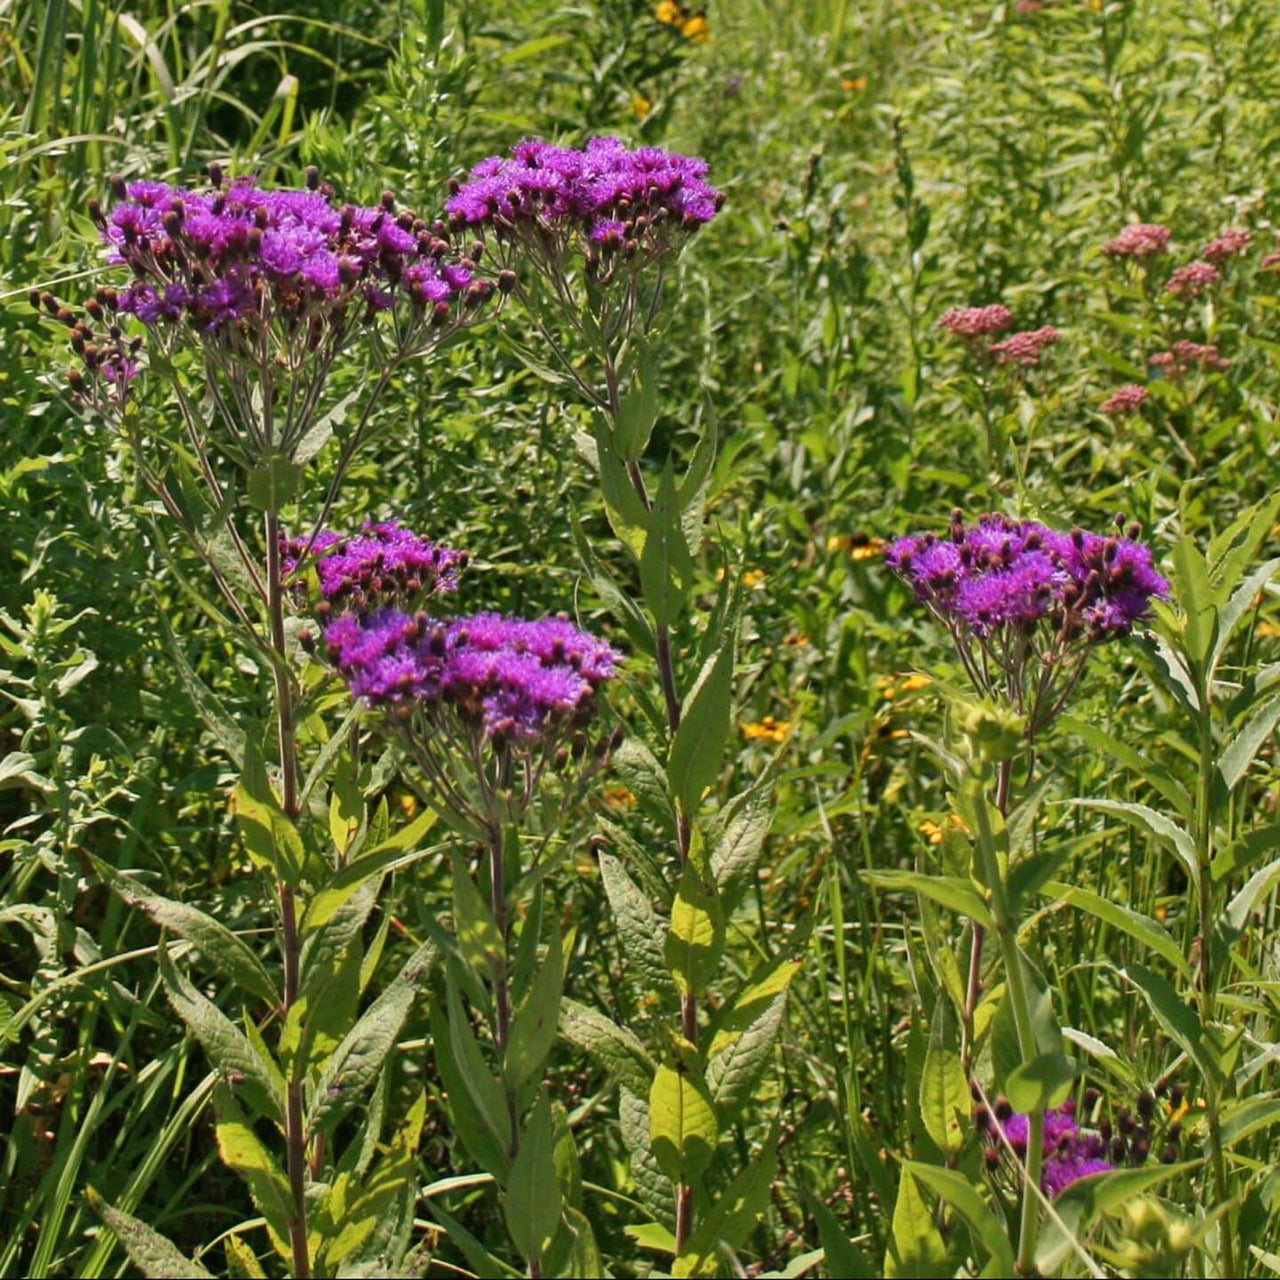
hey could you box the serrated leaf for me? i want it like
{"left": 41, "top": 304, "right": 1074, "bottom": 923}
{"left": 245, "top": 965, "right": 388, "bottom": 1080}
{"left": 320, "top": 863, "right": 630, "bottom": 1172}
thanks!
{"left": 505, "top": 1094, "right": 562, "bottom": 1265}
{"left": 214, "top": 1086, "right": 295, "bottom": 1263}
{"left": 599, "top": 851, "right": 673, "bottom": 996}
{"left": 95, "top": 860, "right": 276, "bottom": 1006}
{"left": 159, "top": 942, "right": 282, "bottom": 1123}
{"left": 620, "top": 1086, "right": 677, "bottom": 1227}
{"left": 706, "top": 991, "right": 786, "bottom": 1122}
{"left": 307, "top": 937, "right": 439, "bottom": 1132}
{"left": 559, "top": 998, "right": 654, "bottom": 1096}
{"left": 87, "top": 1189, "right": 215, "bottom": 1280}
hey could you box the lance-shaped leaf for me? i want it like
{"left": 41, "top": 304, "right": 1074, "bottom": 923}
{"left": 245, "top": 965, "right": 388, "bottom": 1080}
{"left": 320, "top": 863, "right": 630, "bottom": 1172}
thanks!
{"left": 246, "top": 452, "right": 301, "bottom": 514}
{"left": 506, "top": 927, "right": 565, "bottom": 1090}
{"left": 1219, "top": 693, "right": 1280, "bottom": 793}
{"left": 664, "top": 851, "right": 725, "bottom": 998}
{"left": 303, "top": 806, "right": 439, "bottom": 934}
{"left": 233, "top": 740, "right": 304, "bottom": 885}
{"left": 675, "top": 1144, "right": 778, "bottom": 1277}
{"left": 445, "top": 977, "right": 513, "bottom": 1151}
{"left": 505, "top": 1094, "right": 563, "bottom": 1267}
{"left": 592, "top": 416, "right": 649, "bottom": 559}
{"left": 640, "top": 459, "right": 695, "bottom": 629}
{"left": 559, "top": 998, "right": 655, "bottom": 1096}
{"left": 905, "top": 1163, "right": 1013, "bottom": 1276}
{"left": 862, "top": 869, "right": 994, "bottom": 928}
{"left": 919, "top": 1003, "right": 970, "bottom": 1154}
{"left": 431, "top": 1002, "right": 510, "bottom": 1179}
{"left": 159, "top": 941, "right": 283, "bottom": 1124}
{"left": 307, "top": 937, "right": 439, "bottom": 1132}
{"left": 214, "top": 1086, "right": 295, "bottom": 1263}
{"left": 1122, "top": 962, "right": 1223, "bottom": 1087}
{"left": 884, "top": 1162, "right": 947, "bottom": 1279}
{"left": 1042, "top": 880, "right": 1189, "bottom": 978}
{"left": 668, "top": 621, "right": 737, "bottom": 812}
{"left": 452, "top": 856, "right": 504, "bottom": 979}
{"left": 1071, "top": 799, "right": 1199, "bottom": 892}
{"left": 94, "top": 859, "right": 276, "bottom": 1006}
{"left": 649, "top": 1051, "right": 718, "bottom": 1184}
{"left": 86, "top": 1189, "right": 215, "bottom": 1280}
{"left": 620, "top": 1086, "right": 677, "bottom": 1227}
{"left": 614, "top": 346, "right": 659, "bottom": 462}
{"left": 599, "top": 851, "right": 674, "bottom": 997}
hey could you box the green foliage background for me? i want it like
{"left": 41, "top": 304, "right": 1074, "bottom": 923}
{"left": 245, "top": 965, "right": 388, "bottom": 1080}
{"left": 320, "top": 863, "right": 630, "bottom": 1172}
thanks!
{"left": 5, "top": 0, "right": 1280, "bottom": 1274}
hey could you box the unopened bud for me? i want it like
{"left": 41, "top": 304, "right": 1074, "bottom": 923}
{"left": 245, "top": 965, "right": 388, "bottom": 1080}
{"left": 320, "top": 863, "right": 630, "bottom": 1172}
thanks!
{"left": 305, "top": 165, "right": 320, "bottom": 191}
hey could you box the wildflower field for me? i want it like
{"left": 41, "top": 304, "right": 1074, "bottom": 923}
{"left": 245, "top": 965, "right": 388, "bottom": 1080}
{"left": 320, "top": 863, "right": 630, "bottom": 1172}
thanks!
{"left": 6, "top": 0, "right": 1280, "bottom": 1275}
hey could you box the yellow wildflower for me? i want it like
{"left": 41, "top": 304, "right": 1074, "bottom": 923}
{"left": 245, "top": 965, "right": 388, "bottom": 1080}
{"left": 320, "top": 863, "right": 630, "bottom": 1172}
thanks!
{"left": 785, "top": 632, "right": 810, "bottom": 648}
{"left": 398, "top": 790, "right": 419, "bottom": 820}
{"left": 919, "top": 814, "right": 969, "bottom": 845}
{"left": 743, "top": 715, "right": 792, "bottom": 744}
{"left": 656, "top": 0, "right": 681, "bottom": 22}
{"left": 743, "top": 569, "right": 766, "bottom": 589}
{"left": 631, "top": 93, "right": 652, "bottom": 119}
{"left": 604, "top": 786, "right": 638, "bottom": 811}
{"left": 827, "top": 533, "right": 886, "bottom": 560}
{"left": 1258, "top": 622, "right": 1280, "bottom": 639}
{"left": 881, "top": 672, "right": 932, "bottom": 701}
{"left": 841, "top": 76, "right": 868, "bottom": 92}
{"left": 681, "top": 13, "right": 709, "bottom": 41}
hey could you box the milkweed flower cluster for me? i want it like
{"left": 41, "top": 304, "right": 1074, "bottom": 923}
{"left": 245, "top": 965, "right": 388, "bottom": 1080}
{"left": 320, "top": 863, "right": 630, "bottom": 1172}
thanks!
{"left": 1165, "top": 260, "right": 1220, "bottom": 299}
{"left": 981, "top": 1099, "right": 1112, "bottom": 1198}
{"left": 1102, "top": 223, "right": 1171, "bottom": 258}
{"left": 991, "top": 325, "right": 1061, "bottom": 367}
{"left": 1101, "top": 383, "right": 1149, "bottom": 416}
{"left": 886, "top": 512, "right": 1168, "bottom": 735}
{"left": 282, "top": 520, "right": 466, "bottom": 615}
{"left": 937, "top": 304, "right": 1014, "bottom": 341}
{"left": 1151, "top": 341, "right": 1231, "bottom": 376}
{"left": 1202, "top": 227, "right": 1252, "bottom": 263}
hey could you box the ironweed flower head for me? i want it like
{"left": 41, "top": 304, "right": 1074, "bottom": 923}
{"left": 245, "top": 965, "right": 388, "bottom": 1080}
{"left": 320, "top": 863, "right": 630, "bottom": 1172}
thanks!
{"left": 887, "top": 512, "right": 1168, "bottom": 734}
{"left": 1202, "top": 227, "right": 1252, "bottom": 263}
{"left": 1164, "top": 260, "right": 1220, "bottom": 299}
{"left": 991, "top": 325, "right": 1061, "bottom": 367}
{"left": 1101, "top": 384, "right": 1149, "bottom": 416}
{"left": 1102, "top": 223, "right": 1172, "bottom": 259}
{"left": 937, "top": 304, "right": 1013, "bottom": 341}
{"left": 283, "top": 520, "right": 466, "bottom": 615}
{"left": 986, "top": 1097, "right": 1113, "bottom": 1198}
{"left": 64, "top": 167, "right": 503, "bottom": 423}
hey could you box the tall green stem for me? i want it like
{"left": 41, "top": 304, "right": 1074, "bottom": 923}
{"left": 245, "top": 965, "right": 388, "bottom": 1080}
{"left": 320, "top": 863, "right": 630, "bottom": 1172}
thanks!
{"left": 265, "top": 510, "right": 310, "bottom": 1280}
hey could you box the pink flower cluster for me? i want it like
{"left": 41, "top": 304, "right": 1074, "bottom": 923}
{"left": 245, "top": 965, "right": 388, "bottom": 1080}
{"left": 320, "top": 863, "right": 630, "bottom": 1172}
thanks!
{"left": 1102, "top": 223, "right": 1171, "bottom": 258}
{"left": 1151, "top": 341, "right": 1231, "bottom": 375}
{"left": 1165, "top": 260, "right": 1220, "bottom": 299}
{"left": 1203, "top": 227, "right": 1252, "bottom": 263}
{"left": 937, "top": 304, "right": 1013, "bottom": 340}
{"left": 992, "top": 325, "right": 1061, "bottom": 367}
{"left": 1100, "top": 384, "right": 1148, "bottom": 416}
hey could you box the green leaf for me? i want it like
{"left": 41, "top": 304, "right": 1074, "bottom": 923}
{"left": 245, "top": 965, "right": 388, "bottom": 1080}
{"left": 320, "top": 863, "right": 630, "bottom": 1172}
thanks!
{"left": 246, "top": 453, "right": 301, "bottom": 513}
{"left": 1122, "top": 963, "right": 1223, "bottom": 1086}
{"left": 1211, "top": 555, "right": 1280, "bottom": 674}
{"left": 431, "top": 1003, "right": 510, "bottom": 1179}
{"left": 862, "top": 870, "right": 994, "bottom": 928}
{"left": 453, "top": 856, "right": 504, "bottom": 979}
{"left": 86, "top": 1189, "right": 215, "bottom": 1280}
{"left": 592, "top": 416, "right": 649, "bottom": 559}
{"left": 506, "top": 927, "right": 565, "bottom": 1090}
{"left": 804, "top": 1193, "right": 874, "bottom": 1278}
{"left": 599, "top": 851, "right": 673, "bottom": 997}
{"left": 446, "top": 977, "right": 513, "bottom": 1150}
{"left": 1005, "top": 1051, "right": 1077, "bottom": 1113}
{"left": 884, "top": 1162, "right": 947, "bottom": 1278}
{"left": 561, "top": 1205, "right": 605, "bottom": 1279}
{"left": 1172, "top": 536, "right": 1218, "bottom": 666}
{"left": 1214, "top": 823, "right": 1280, "bottom": 883}
{"left": 620, "top": 1086, "right": 677, "bottom": 1227}
{"left": 94, "top": 860, "right": 277, "bottom": 1007}
{"left": 307, "top": 937, "right": 439, "bottom": 1132}
{"left": 920, "top": 1005, "right": 969, "bottom": 1154}
{"left": 1071, "top": 799, "right": 1199, "bottom": 892}
{"left": 304, "top": 807, "right": 439, "bottom": 934}
{"left": 649, "top": 1057, "right": 718, "bottom": 1184}
{"left": 1060, "top": 716, "right": 1190, "bottom": 816}
{"left": 668, "top": 624, "right": 737, "bottom": 812}
{"left": 1220, "top": 1093, "right": 1280, "bottom": 1148}
{"left": 711, "top": 783, "right": 775, "bottom": 900}
{"left": 1219, "top": 693, "right": 1280, "bottom": 792}
{"left": 615, "top": 348, "right": 658, "bottom": 462}
{"left": 233, "top": 739, "right": 304, "bottom": 885}
{"left": 328, "top": 752, "right": 363, "bottom": 859}
{"left": 159, "top": 941, "right": 282, "bottom": 1123}
{"left": 706, "top": 991, "right": 786, "bottom": 1121}
{"left": 213, "top": 1086, "right": 295, "bottom": 1263}
{"left": 559, "top": 998, "right": 654, "bottom": 1096}
{"left": 905, "top": 1162, "right": 1014, "bottom": 1276}
{"left": 640, "top": 459, "right": 695, "bottom": 628}
{"left": 505, "top": 1094, "right": 562, "bottom": 1265}
{"left": 664, "top": 855, "right": 725, "bottom": 997}
{"left": 157, "top": 611, "right": 245, "bottom": 768}
{"left": 675, "top": 1144, "right": 779, "bottom": 1277}
{"left": 1042, "top": 880, "right": 1190, "bottom": 978}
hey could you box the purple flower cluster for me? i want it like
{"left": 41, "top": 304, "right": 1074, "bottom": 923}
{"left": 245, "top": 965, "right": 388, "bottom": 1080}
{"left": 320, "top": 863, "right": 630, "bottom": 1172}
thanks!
{"left": 282, "top": 520, "right": 465, "bottom": 613}
{"left": 989, "top": 1101, "right": 1113, "bottom": 1198}
{"left": 323, "top": 609, "right": 620, "bottom": 742}
{"left": 446, "top": 137, "right": 722, "bottom": 245}
{"left": 887, "top": 513, "right": 1169, "bottom": 641}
